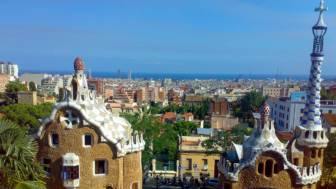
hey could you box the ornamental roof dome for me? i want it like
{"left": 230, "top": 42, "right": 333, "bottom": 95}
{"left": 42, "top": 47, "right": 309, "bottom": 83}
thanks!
{"left": 74, "top": 57, "right": 84, "bottom": 71}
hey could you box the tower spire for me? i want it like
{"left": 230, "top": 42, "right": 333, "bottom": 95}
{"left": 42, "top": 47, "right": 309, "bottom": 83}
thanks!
{"left": 300, "top": 0, "right": 327, "bottom": 130}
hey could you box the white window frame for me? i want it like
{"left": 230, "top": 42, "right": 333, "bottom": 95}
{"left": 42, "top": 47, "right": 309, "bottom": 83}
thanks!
{"left": 49, "top": 133, "right": 59, "bottom": 148}
{"left": 93, "top": 160, "right": 108, "bottom": 176}
{"left": 83, "top": 133, "right": 93, "bottom": 148}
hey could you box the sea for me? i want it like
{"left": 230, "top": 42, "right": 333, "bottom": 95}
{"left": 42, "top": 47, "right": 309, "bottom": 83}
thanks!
{"left": 20, "top": 71, "right": 336, "bottom": 81}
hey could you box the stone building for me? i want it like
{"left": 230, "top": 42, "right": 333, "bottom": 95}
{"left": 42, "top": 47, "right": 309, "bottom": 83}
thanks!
{"left": 36, "top": 57, "right": 145, "bottom": 189}
{"left": 0, "top": 74, "right": 9, "bottom": 93}
{"left": 179, "top": 136, "right": 222, "bottom": 180}
{"left": 218, "top": 1, "right": 329, "bottom": 188}
{"left": 209, "top": 96, "right": 229, "bottom": 116}
{"left": 87, "top": 78, "right": 105, "bottom": 97}
{"left": 262, "top": 85, "right": 300, "bottom": 98}
{"left": 210, "top": 96, "right": 239, "bottom": 131}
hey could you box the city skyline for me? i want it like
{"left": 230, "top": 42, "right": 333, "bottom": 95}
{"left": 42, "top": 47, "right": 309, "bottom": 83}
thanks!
{"left": 1, "top": 0, "right": 336, "bottom": 75}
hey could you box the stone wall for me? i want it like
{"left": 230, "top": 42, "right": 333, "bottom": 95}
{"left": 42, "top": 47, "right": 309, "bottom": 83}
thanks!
{"left": 38, "top": 116, "right": 142, "bottom": 189}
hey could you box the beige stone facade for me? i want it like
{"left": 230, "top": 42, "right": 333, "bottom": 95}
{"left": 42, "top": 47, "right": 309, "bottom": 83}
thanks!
{"left": 38, "top": 116, "right": 142, "bottom": 189}
{"left": 37, "top": 57, "right": 144, "bottom": 189}
{"left": 211, "top": 115, "right": 239, "bottom": 131}
{"left": 218, "top": 103, "right": 327, "bottom": 189}
{"left": 179, "top": 136, "right": 221, "bottom": 180}
{"left": 0, "top": 74, "right": 9, "bottom": 93}
{"left": 18, "top": 91, "right": 38, "bottom": 105}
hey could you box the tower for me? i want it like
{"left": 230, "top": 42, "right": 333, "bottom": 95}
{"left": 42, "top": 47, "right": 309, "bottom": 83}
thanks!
{"left": 69, "top": 57, "right": 89, "bottom": 101}
{"left": 297, "top": 0, "right": 328, "bottom": 171}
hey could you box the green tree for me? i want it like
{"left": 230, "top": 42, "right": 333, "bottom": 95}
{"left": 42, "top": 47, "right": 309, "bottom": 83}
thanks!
{"left": 121, "top": 110, "right": 199, "bottom": 171}
{"left": 5, "top": 80, "right": 28, "bottom": 104}
{"left": 29, "top": 82, "right": 37, "bottom": 92}
{"left": 202, "top": 131, "right": 230, "bottom": 153}
{"left": 173, "top": 121, "right": 198, "bottom": 136}
{"left": 159, "top": 98, "right": 210, "bottom": 120}
{"left": 202, "top": 124, "right": 253, "bottom": 153}
{"left": 321, "top": 133, "right": 336, "bottom": 188}
{"left": 321, "top": 87, "right": 336, "bottom": 100}
{"left": 232, "top": 91, "right": 266, "bottom": 126}
{"left": 121, "top": 110, "right": 161, "bottom": 171}
{"left": 0, "top": 119, "right": 46, "bottom": 189}
{"left": 0, "top": 103, "right": 53, "bottom": 133}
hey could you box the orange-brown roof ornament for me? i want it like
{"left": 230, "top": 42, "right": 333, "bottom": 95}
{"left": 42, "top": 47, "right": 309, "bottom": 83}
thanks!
{"left": 74, "top": 56, "right": 85, "bottom": 71}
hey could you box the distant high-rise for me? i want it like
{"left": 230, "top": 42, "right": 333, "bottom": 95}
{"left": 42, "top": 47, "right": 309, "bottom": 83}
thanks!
{"left": 128, "top": 69, "right": 132, "bottom": 80}
{"left": 0, "top": 61, "right": 19, "bottom": 80}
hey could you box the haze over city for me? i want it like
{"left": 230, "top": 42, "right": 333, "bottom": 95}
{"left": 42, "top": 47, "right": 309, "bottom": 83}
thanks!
{"left": 1, "top": 0, "right": 336, "bottom": 75}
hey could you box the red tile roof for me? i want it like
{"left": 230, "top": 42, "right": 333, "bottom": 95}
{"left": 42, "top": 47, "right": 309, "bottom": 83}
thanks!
{"left": 276, "top": 131, "right": 294, "bottom": 141}
{"left": 323, "top": 113, "right": 336, "bottom": 127}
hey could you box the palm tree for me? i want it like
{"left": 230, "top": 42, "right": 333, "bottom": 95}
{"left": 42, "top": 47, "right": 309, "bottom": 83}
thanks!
{"left": 0, "top": 119, "right": 45, "bottom": 189}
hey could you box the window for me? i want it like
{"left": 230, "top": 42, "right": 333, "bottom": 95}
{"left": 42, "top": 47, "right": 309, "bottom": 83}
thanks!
{"left": 313, "top": 131, "right": 317, "bottom": 139}
{"left": 83, "top": 134, "right": 93, "bottom": 147}
{"left": 186, "top": 159, "right": 192, "bottom": 170}
{"left": 50, "top": 133, "right": 59, "bottom": 147}
{"left": 133, "top": 135, "right": 137, "bottom": 144}
{"left": 94, "top": 160, "right": 108, "bottom": 175}
{"left": 294, "top": 158, "right": 299, "bottom": 166}
{"left": 273, "top": 163, "right": 279, "bottom": 174}
{"left": 224, "top": 183, "right": 231, "bottom": 189}
{"left": 131, "top": 182, "right": 139, "bottom": 189}
{"left": 318, "top": 149, "right": 322, "bottom": 158}
{"left": 265, "top": 160, "right": 273, "bottom": 177}
{"left": 202, "top": 159, "right": 208, "bottom": 170}
{"left": 305, "top": 131, "right": 309, "bottom": 138}
{"left": 258, "top": 162, "right": 263, "bottom": 174}
{"left": 312, "top": 149, "right": 316, "bottom": 158}
{"left": 42, "top": 158, "right": 51, "bottom": 175}
{"left": 62, "top": 166, "right": 79, "bottom": 180}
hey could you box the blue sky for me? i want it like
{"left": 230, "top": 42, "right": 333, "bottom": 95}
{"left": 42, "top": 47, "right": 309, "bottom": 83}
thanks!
{"left": 0, "top": 0, "right": 335, "bottom": 75}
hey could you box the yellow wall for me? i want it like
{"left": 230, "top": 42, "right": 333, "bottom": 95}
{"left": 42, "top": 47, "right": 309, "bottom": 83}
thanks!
{"left": 179, "top": 152, "right": 220, "bottom": 179}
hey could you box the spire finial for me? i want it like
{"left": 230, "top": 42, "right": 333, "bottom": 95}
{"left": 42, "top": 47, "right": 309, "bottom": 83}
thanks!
{"left": 260, "top": 102, "right": 270, "bottom": 125}
{"left": 315, "top": 0, "right": 327, "bottom": 13}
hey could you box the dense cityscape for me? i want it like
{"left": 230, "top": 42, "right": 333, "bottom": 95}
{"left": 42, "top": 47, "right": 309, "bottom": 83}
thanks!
{"left": 1, "top": 1, "right": 336, "bottom": 189}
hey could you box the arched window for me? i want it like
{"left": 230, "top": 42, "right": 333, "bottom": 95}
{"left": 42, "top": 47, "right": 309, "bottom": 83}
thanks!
{"left": 313, "top": 131, "right": 317, "bottom": 139}
{"left": 312, "top": 149, "right": 316, "bottom": 158}
{"left": 321, "top": 131, "right": 324, "bottom": 139}
{"left": 265, "top": 160, "right": 273, "bottom": 177}
{"left": 133, "top": 135, "right": 137, "bottom": 144}
{"left": 293, "top": 158, "right": 299, "bottom": 166}
{"left": 273, "top": 163, "right": 279, "bottom": 174}
{"left": 258, "top": 162, "right": 264, "bottom": 174}
{"left": 305, "top": 131, "right": 309, "bottom": 138}
{"left": 318, "top": 149, "right": 322, "bottom": 158}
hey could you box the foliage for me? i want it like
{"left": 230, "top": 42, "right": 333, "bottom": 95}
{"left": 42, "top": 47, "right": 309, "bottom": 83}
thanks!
{"left": 0, "top": 119, "right": 46, "bottom": 189}
{"left": 321, "top": 87, "right": 336, "bottom": 100}
{"left": 0, "top": 103, "right": 53, "bottom": 133}
{"left": 121, "top": 110, "right": 161, "bottom": 170}
{"left": 232, "top": 91, "right": 266, "bottom": 126}
{"left": 4, "top": 80, "right": 28, "bottom": 104}
{"left": 29, "top": 82, "right": 37, "bottom": 92}
{"left": 157, "top": 98, "right": 210, "bottom": 120}
{"left": 321, "top": 133, "right": 336, "bottom": 188}
{"left": 173, "top": 121, "right": 198, "bottom": 136}
{"left": 202, "top": 124, "right": 253, "bottom": 153}
{"left": 121, "top": 110, "right": 198, "bottom": 170}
